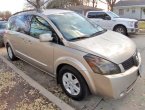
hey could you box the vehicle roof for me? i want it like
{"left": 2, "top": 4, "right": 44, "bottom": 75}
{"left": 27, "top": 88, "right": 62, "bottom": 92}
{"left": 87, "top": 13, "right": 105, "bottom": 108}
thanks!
{"left": 13, "top": 9, "right": 73, "bottom": 16}
{"left": 87, "top": 10, "right": 108, "bottom": 13}
{"left": 42, "top": 9, "right": 72, "bottom": 15}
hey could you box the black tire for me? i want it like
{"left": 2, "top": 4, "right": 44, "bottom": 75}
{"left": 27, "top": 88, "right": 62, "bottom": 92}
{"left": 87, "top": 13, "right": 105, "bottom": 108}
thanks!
{"left": 114, "top": 25, "right": 127, "bottom": 35}
{"left": 0, "top": 42, "right": 4, "bottom": 48}
{"left": 6, "top": 44, "right": 17, "bottom": 61}
{"left": 59, "top": 65, "right": 89, "bottom": 101}
{"left": 0, "top": 37, "right": 4, "bottom": 48}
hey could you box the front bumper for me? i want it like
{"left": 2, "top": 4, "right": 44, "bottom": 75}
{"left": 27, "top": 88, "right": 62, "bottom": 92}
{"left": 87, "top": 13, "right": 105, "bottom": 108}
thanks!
{"left": 88, "top": 53, "right": 141, "bottom": 99}
{"left": 127, "top": 28, "right": 138, "bottom": 34}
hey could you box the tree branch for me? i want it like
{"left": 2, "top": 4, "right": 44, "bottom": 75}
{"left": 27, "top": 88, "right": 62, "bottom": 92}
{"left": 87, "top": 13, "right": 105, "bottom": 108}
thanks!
{"left": 41, "top": 0, "right": 50, "bottom": 7}
{"left": 26, "top": 0, "right": 37, "bottom": 8}
{"left": 99, "top": 0, "right": 107, "bottom": 4}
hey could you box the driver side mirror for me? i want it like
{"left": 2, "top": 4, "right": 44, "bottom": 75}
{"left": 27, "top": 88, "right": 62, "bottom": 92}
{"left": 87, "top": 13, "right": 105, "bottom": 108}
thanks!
{"left": 104, "top": 16, "right": 111, "bottom": 20}
{"left": 39, "top": 32, "right": 53, "bottom": 42}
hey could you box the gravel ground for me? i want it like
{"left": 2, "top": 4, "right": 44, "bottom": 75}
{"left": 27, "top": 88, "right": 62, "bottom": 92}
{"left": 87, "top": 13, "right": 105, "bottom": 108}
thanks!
{"left": 8, "top": 57, "right": 102, "bottom": 110}
{"left": 0, "top": 59, "right": 60, "bottom": 110}
{"left": 11, "top": 60, "right": 71, "bottom": 103}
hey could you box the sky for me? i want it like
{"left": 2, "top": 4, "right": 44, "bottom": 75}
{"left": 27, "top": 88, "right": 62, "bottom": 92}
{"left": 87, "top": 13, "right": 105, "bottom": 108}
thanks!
{"left": 0, "top": 0, "right": 109, "bottom": 14}
{"left": 0, "top": 0, "right": 26, "bottom": 14}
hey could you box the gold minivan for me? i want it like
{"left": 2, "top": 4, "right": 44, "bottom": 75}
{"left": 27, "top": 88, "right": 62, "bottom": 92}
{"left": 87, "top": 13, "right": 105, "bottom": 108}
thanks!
{"left": 4, "top": 9, "right": 141, "bottom": 101}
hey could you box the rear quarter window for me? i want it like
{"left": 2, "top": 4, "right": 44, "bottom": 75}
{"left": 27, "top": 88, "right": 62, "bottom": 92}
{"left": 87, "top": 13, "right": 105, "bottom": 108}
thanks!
{"left": 8, "top": 14, "right": 32, "bottom": 34}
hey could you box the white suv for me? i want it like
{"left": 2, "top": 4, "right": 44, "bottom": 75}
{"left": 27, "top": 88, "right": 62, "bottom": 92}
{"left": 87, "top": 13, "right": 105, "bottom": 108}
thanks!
{"left": 86, "top": 11, "right": 138, "bottom": 35}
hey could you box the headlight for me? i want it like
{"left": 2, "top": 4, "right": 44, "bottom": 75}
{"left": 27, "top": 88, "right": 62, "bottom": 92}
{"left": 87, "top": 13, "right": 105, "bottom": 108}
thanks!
{"left": 128, "top": 21, "right": 134, "bottom": 27}
{"left": 84, "top": 54, "right": 121, "bottom": 75}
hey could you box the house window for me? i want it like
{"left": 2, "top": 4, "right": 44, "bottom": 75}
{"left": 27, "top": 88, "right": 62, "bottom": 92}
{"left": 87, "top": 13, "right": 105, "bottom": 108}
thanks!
{"left": 132, "top": 8, "right": 136, "bottom": 13}
{"left": 119, "top": 9, "right": 124, "bottom": 15}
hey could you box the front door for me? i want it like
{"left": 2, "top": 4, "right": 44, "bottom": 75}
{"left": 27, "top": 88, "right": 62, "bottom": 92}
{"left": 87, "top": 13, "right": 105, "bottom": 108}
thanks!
{"left": 23, "top": 15, "right": 54, "bottom": 73}
{"left": 88, "top": 12, "right": 112, "bottom": 30}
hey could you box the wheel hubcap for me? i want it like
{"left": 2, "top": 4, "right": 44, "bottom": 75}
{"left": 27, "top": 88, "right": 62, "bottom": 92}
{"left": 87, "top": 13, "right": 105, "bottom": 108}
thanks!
{"left": 62, "top": 72, "right": 80, "bottom": 96}
{"left": 116, "top": 28, "right": 124, "bottom": 34}
{"left": 8, "top": 47, "right": 13, "bottom": 59}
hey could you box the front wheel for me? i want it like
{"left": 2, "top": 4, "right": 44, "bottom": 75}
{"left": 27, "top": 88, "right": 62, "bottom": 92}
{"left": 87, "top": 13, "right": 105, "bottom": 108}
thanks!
{"left": 6, "top": 44, "right": 17, "bottom": 61}
{"left": 59, "top": 65, "right": 89, "bottom": 101}
{"left": 114, "top": 26, "right": 127, "bottom": 35}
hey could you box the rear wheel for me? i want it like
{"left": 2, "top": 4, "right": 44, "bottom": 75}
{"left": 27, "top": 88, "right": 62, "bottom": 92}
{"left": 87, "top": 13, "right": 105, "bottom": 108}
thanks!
{"left": 59, "top": 65, "right": 89, "bottom": 101}
{"left": 114, "top": 25, "right": 127, "bottom": 35}
{"left": 0, "top": 37, "right": 4, "bottom": 48}
{"left": 0, "top": 42, "right": 4, "bottom": 48}
{"left": 6, "top": 44, "right": 17, "bottom": 61}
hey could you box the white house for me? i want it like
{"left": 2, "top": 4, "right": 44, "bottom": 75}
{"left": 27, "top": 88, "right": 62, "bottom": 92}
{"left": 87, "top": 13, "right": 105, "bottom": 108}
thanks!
{"left": 113, "top": 0, "right": 145, "bottom": 20}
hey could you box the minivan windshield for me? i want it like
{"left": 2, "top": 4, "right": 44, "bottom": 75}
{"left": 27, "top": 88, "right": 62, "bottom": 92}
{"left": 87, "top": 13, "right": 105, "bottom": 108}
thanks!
{"left": 48, "top": 12, "right": 105, "bottom": 41}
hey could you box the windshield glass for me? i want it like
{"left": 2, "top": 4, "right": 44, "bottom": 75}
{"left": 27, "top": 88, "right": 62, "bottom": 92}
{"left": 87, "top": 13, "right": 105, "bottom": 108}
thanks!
{"left": 0, "top": 22, "right": 7, "bottom": 29}
{"left": 107, "top": 11, "right": 119, "bottom": 18}
{"left": 48, "top": 12, "right": 105, "bottom": 41}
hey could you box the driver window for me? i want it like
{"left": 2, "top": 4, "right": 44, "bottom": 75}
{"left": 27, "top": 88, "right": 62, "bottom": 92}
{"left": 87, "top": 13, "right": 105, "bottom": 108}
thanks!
{"left": 99, "top": 12, "right": 110, "bottom": 20}
{"left": 30, "top": 16, "right": 52, "bottom": 39}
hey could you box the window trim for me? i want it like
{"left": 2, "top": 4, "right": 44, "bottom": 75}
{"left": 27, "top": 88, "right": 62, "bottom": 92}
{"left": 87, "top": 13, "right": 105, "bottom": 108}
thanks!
{"left": 29, "top": 15, "right": 63, "bottom": 45}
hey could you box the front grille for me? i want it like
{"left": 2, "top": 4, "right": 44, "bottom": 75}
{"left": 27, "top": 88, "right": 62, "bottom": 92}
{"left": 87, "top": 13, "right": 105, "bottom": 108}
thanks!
{"left": 122, "top": 53, "right": 139, "bottom": 71}
{"left": 122, "top": 57, "right": 134, "bottom": 70}
{"left": 135, "top": 22, "right": 138, "bottom": 28}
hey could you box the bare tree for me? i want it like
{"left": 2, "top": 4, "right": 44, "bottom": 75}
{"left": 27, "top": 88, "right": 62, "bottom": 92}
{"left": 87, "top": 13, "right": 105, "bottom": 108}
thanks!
{"left": 4, "top": 11, "right": 12, "bottom": 20}
{"left": 92, "top": 0, "right": 95, "bottom": 7}
{"left": 26, "top": 0, "right": 50, "bottom": 11}
{"left": 0, "top": 12, "right": 4, "bottom": 20}
{"left": 46, "top": 0, "right": 81, "bottom": 9}
{"left": 0, "top": 11, "right": 12, "bottom": 20}
{"left": 99, "top": 0, "right": 117, "bottom": 11}
{"left": 91, "top": 0, "right": 99, "bottom": 8}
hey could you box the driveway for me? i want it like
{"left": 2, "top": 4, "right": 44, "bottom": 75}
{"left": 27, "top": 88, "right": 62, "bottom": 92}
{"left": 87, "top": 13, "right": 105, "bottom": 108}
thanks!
{"left": 0, "top": 33, "right": 145, "bottom": 110}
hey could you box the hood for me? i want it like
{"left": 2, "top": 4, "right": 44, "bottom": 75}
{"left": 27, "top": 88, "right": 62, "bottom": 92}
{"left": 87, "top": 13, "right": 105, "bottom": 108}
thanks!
{"left": 69, "top": 30, "right": 136, "bottom": 64}
{"left": 113, "top": 17, "right": 137, "bottom": 22}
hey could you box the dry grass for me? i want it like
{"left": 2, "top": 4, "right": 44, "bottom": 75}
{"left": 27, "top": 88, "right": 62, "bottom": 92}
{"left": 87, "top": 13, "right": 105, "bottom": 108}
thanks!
{"left": 138, "top": 21, "right": 145, "bottom": 29}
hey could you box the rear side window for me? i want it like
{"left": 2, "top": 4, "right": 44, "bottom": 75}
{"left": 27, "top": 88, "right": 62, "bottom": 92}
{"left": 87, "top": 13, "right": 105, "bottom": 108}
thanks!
{"left": 8, "top": 16, "right": 16, "bottom": 30}
{"left": 8, "top": 14, "right": 32, "bottom": 34}
{"left": 87, "top": 12, "right": 109, "bottom": 19}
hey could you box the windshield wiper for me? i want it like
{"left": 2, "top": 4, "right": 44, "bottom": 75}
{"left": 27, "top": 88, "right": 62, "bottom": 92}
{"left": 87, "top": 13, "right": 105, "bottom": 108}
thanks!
{"left": 90, "top": 30, "right": 107, "bottom": 37}
{"left": 69, "top": 36, "right": 89, "bottom": 41}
